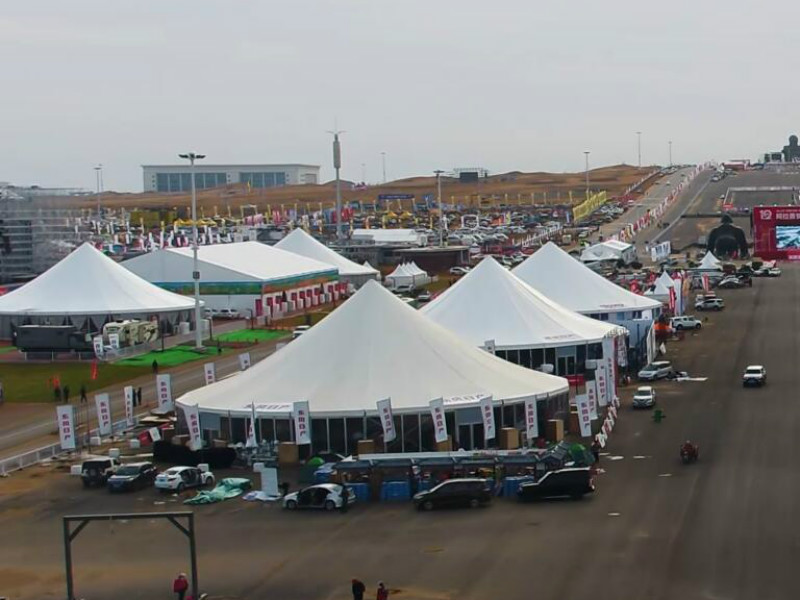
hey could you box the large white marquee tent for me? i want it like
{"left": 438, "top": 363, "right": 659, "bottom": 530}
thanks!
{"left": 177, "top": 280, "right": 569, "bottom": 454}
{"left": 275, "top": 228, "right": 379, "bottom": 288}
{"left": 421, "top": 257, "right": 625, "bottom": 376}
{"left": 0, "top": 243, "right": 197, "bottom": 337}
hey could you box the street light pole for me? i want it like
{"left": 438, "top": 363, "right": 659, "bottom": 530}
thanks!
{"left": 668, "top": 140, "right": 673, "bottom": 167}
{"left": 583, "top": 151, "right": 590, "bottom": 199}
{"left": 636, "top": 131, "right": 642, "bottom": 168}
{"left": 434, "top": 170, "right": 445, "bottom": 247}
{"left": 94, "top": 164, "right": 103, "bottom": 222}
{"left": 381, "top": 152, "right": 387, "bottom": 183}
{"left": 179, "top": 152, "right": 206, "bottom": 350}
{"left": 328, "top": 130, "right": 345, "bottom": 240}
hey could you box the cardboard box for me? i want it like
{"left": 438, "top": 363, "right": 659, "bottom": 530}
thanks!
{"left": 357, "top": 439, "right": 375, "bottom": 455}
{"left": 500, "top": 428, "right": 519, "bottom": 450}
{"left": 278, "top": 442, "right": 299, "bottom": 465}
{"left": 171, "top": 434, "right": 189, "bottom": 447}
{"left": 546, "top": 419, "right": 564, "bottom": 442}
{"left": 568, "top": 411, "right": 579, "bottom": 435}
{"left": 436, "top": 436, "right": 453, "bottom": 452}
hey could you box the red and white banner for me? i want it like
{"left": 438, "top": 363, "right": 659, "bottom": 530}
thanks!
{"left": 429, "top": 398, "right": 448, "bottom": 443}
{"left": 238, "top": 352, "right": 251, "bottom": 371}
{"left": 183, "top": 404, "right": 202, "bottom": 451}
{"left": 576, "top": 395, "right": 593, "bottom": 437}
{"left": 524, "top": 398, "right": 539, "bottom": 442}
{"left": 292, "top": 400, "right": 311, "bottom": 445}
{"left": 376, "top": 398, "right": 396, "bottom": 442}
{"left": 156, "top": 374, "right": 173, "bottom": 411}
{"left": 479, "top": 395, "right": 496, "bottom": 440}
{"left": 123, "top": 386, "right": 135, "bottom": 427}
{"left": 203, "top": 362, "right": 216, "bottom": 385}
{"left": 702, "top": 274, "right": 710, "bottom": 292}
{"left": 57, "top": 405, "right": 76, "bottom": 450}
{"left": 95, "top": 393, "right": 112, "bottom": 436}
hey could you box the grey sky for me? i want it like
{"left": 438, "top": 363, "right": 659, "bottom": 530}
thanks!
{"left": 1, "top": 1, "right": 798, "bottom": 191}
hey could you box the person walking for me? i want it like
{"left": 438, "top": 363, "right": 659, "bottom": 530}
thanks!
{"left": 340, "top": 484, "right": 349, "bottom": 513}
{"left": 63, "top": 385, "right": 70, "bottom": 403}
{"left": 590, "top": 439, "right": 601, "bottom": 465}
{"left": 152, "top": 359, "right": 159, "bottom": 374}
{"left": 351, "top": 578, "right": 366, "bottom": 600}
{"left": 136, "top": 386, "right": 143, "bottom": 407}
{"left": 79, "top": 384, "right": 87, "bottom": 404}
{"left": 172, "top": 573, "right": 189, "bottom": 600}
{"left": 376, "top": 582, "right": 388, "bottom": 600}
{"left": 53, "top": 385, "right": 61, "bottom": 403}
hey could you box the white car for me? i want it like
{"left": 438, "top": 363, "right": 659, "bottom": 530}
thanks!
{"left": 632, "top": 386, "right": 656, "bottom": 408}
{"left": 292, "top": 325, "right": 311, "bottom": 339}
{"left": 154, "top": 466, "right": 215, "bottom": 492}
{"left": 742, "top": 365, "right": 767, "bottom": 387}
{"left": 695, "top": 298, "right": 725, "bottom": 311}
{"left": 638, "top": 361, "right": 673, "bottom": 381}
{"left": 449, "top": 266, "right": 471, "bottom": 276}
{"left": 670, "top": 316, "right": 702, "bottom": 331}
{"left": 283, "top": 483, "right": 355, "bottom": 511}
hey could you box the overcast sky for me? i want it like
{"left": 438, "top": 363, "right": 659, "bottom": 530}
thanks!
{"left": 2, "top": 1, "right": 799, "bottom": 191}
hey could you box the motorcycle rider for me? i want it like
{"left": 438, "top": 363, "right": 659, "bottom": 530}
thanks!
{"left": 681, "top": 439, "right": 698, "bottom": 459}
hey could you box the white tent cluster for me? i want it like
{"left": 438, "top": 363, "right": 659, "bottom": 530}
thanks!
{"left": 385, "top": 262, "right": 431, "bottom": 290}
{"left": 698, "top": 251, "right": 722, "bottom": 271}
{"left": 580, "top": 239, "right": 635, "bottom": 264}
{"left": 0, "top": 243, "right": 196, "bottom": 335}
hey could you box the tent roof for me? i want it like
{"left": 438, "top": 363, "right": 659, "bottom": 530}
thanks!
{"left": 275, "top": 229, "right": 378, "bottom": 277}
{"left": 699, "top": 251, "right": 722, "bottom": 270}
{"left": 580, "top": 244, "right": 622, "bottom": 263}
{"left": 0, "top": 243, "right": 196, "bottom": 316}
{"left": 124, "top": 241, "right": 337, "bottom": 283}
{"left": 512, "top": 242, "right": 662, "bottom": 313}
{"left": 176, "top": 280, "right": 568, "bottom": 417}
{"left": 421, "top": 257, "right": 624, "bottom": 349}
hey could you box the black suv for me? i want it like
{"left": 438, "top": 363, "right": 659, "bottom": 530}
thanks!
{"left": 517, "top": 467, "right": 595, "bottom": 502}
{"left": 413, "top": 478, "right": 492, "bottom": 511}
{"left": 107, "top": 462, "right": 158, "bottom": 493}
{"left": 81, "top": 457, "right": 121, "bottom": 488}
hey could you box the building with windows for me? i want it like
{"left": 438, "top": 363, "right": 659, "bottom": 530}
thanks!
{"left": 141, "top": 164, "right": 320, "bottom": 193}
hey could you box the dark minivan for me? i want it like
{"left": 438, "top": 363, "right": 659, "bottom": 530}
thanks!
{"left": 517, "top": 467, "right": 595, "bottom": 502}
{"left": 413, "top": 478, "right": 492, "bottom": 510}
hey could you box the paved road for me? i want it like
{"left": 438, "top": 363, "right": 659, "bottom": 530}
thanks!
{"left": 1, "top": 260, "right": 797, "bottom": 599}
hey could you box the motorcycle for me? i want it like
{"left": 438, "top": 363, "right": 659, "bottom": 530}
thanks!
{"left": 680, "top": 444, "right": 699, "bottom": 464}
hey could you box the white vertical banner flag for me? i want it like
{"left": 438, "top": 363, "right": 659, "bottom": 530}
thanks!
{"left": 576, "top": 394, "right": 593, "bottom": 438}
{"left": 184, "top": 404, "right": 202, "bottom": 451}
{"left": 203, "top": 362, "right": 216, "bottom": 385}
{"left": 581, "top": 390, "right": 597, "bottom": 421}
{"left": 95, "top": 393, "right": 112, "bottom": 436}
{"left": 238, "top": 352, "right": 251, "bottom": 371}
{"left": 92, "top": 335, "right": 104, "bottom": 358}
{"left": 57, "top": 405, "right": 76, "bottom": 450}
{"left": 479, "top": 395, "right": 496, "bottom": 440}
{"left": 292, "top": 400, "right": 311, "bottom": 445}
{"left": 607, "top": 356, "right": 617, "bottom": 405}
{"left": 376, "top": 398, "right": 396, "bottom": 442}
{"left": 156, "top": 374, "right": 173, "bottom": 411}
{"left": 483, "top": 339, "right": 496, "bottom": 355}
{"left": 108, "top": 333, "right": 121, "bottom": 350}
{"left": 596, "top": 365, "right": 609, "bottom": 407}
{"left": 429, "top": 397, "right": 448, "bottom": 443}
{"left": 616, "top": 335, "right": 628, "bottom": 367}
{"left": 524, "top": 398, "right": 539, "bottom": 442}
{"left": 586, "top": 380, "right": 598, "bottom": 419}
{"left": 246, "top": 402, "right": 258, "bottom": 448}
{"left": 123, "top": 386, "right": 135, "bottom": 427}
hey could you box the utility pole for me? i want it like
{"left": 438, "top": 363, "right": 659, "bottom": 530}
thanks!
{"left": 583, "top": 151, "right": 590, "bottom": 199}
{"left": 178, "top": 152, "right": 206, "bottom": 350}
{"left": 328, "top": 129, "right": 345, "bottom": 240}
{"left": 94, "top": 164, "right": 103, "bottom": 222}
{"left": 636, "top": 131, "right": 642, "bottom": 168}
{"left": 668, "top": 140, "right": 673, "bottom": 167}
{"left": 381, "top": 152, "right": 387, "bottom": 184}
{"left": 361, "top": 163, "right": 366, "bottom": 184}
{"left": 434, "top": 170, "right": 445, "bottom": 247}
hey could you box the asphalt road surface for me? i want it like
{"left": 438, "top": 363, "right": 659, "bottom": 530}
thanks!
{"left": 0, "top": 264, "right": 796, "bottom": 599}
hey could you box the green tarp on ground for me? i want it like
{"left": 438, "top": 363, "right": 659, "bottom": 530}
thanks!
{"left": 183, "top": 477, "right": 252, "bottom": 505}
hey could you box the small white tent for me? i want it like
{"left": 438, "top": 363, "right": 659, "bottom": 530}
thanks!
{"left": 385, "top": 263, "right": 430, "bottom": 290}
{"left": 698, "top": 251, "right": 722, "bottom": 271}
{"left": 275, "top": 228, "right": 379, "bottom": 288}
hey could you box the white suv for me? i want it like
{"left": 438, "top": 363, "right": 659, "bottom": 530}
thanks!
{"left": 742, "top": 365, "right": 767, "bottom": 387}
{"left": 670, "top": 316, "right": 702, "bottom": 331}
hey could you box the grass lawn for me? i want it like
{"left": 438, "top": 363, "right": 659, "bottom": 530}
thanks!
{"left": 0, "top": 362, "right": 150, "bottom": 404}
{"left": 116, "top": 345, "right": 228, "bottom": 368}
{"left": 216, "top": 329, "right": 290, "bottom": 344}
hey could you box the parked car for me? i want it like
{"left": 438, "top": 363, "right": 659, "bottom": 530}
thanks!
{"left": 638, "top": 361, "right": 673, "bottom": 381}
{"left": 204, "top": 308, "right": 241, "bottom": 319}
{"left": 413, "top": 478, "right": 492, "bottom": 511}
{"left": 517, "top": 468, "right": 595, "bottom": 501}
{"left": 292, "top": 325, "right": 311, "bottom": 339}
{"left": 283, "top": 483, "right": 355, "bottom": 511}
{"left": 449, "top": 266, "right": 471, "bottom": 276}
{"left": 632, "top": 386, "right": 656, "bottom": 408}
{"left": 695, "top": 298, "right": 725, "bottom": 311}
{"left": 717, "top": 276, "right": 745, "bottom": 289}
{"left": 767, "top": 267, "right": 782, "bottom": 277}
{"left": 416, "top": 291, "right": 433, "bottom": 303}
{"left": 670, "top": 316, "right": 702, "bottom": 331}
{"left": 155, "top": 466, "right": 215, "bottom": 492}
{"left": 81, "top": 456, "right": 121, "bottom": 488}
{"left": 107, "top": 462, "right": 158, "bottom": 493}
{"left": 742, "top": 365, "right": 767, "bottom": 387}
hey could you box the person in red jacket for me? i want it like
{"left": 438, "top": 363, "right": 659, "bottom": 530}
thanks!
{"left": 376, "top": 581, "right": 389, "bottom": 600}
{"left": 173, "top": 573, "right": 189, "bottom": 600}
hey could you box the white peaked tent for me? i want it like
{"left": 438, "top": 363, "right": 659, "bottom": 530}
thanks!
{"left": 421, "top": 257, "right": 625, "bottom": 351}
{"left": 0, "top": 243, "right": 196, "bottom": 336}
{"left": 385, "top": 262, "right": 430, "bottom": 290}
{"left": 698, "top": 251, "right": 722, "bottom": 270}
{"left": 177, "top": 280, "right": 568, "bottom": 420}
{"left": 513, "top": 242, "right": 662, "bottom": 315}
{"left": 275, "top": 228, "right": 379, "bottom": 287}
{"left": 364, "top": 261, "right": 381, "bottom": 281}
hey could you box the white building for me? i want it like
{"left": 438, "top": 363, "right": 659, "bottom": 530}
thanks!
{"left": 142, "top": 164, "right": 320, "bottom": 193}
